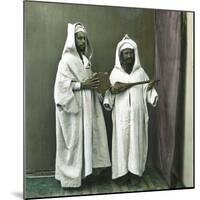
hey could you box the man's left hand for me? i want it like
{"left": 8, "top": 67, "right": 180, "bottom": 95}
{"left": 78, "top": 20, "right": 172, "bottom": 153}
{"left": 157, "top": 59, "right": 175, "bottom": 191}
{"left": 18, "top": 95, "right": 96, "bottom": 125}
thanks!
{"left": 148, "top": 80, "right": 157, "bottom": 90}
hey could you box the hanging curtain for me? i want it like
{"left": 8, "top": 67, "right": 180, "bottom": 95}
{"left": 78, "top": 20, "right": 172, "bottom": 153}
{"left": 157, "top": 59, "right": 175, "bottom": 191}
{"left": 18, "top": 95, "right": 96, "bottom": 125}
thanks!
{"left": 153, "top": 11, "right": 186, "bottom": 186}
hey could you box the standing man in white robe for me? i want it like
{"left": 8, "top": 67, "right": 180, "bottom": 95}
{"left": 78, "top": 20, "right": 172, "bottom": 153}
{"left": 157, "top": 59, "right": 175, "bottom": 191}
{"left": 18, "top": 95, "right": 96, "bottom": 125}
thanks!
{"left": 104, "top": 35, "right": 158, "bottom": 185}
{"left": 54, "top": 22, "right": 111, "bottom": 188}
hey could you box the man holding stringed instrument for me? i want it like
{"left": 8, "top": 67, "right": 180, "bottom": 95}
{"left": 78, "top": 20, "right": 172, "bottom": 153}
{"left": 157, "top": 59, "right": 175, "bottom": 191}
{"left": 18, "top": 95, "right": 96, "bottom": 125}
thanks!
{"left": 54, "top": 22, "right": 111, "bottom": 188}
{"left": 103, "top": 35, "right": 159, "bottom": 186}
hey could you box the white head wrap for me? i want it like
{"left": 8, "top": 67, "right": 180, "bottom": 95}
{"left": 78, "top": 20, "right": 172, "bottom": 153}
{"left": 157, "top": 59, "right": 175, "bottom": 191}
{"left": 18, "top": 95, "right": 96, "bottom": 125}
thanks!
{"left": 114, "top": 34, "right": 141, "bottom": 74}
{"left": 119, "top": 42, "right": 134, "bottom": 52}
{"left": 61, "top": 22, "right": 92, "bottom": 60}
{"left": 109, "top": 35, "right": 143, "bottom": 85}
{"left": 74, "top": 24, "right": 87, "bottom": 34}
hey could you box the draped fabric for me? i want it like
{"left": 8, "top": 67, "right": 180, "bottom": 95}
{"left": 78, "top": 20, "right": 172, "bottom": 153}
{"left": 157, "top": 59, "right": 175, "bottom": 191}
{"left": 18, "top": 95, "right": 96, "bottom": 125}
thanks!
{"left": 54, "top": 23, "right": 111, "bottom": 188}
{"left": 103, "top": 36, "right": 158, "bottom": 179}
{"left": 153, "top": 11, "right": 186, "bottom": 186}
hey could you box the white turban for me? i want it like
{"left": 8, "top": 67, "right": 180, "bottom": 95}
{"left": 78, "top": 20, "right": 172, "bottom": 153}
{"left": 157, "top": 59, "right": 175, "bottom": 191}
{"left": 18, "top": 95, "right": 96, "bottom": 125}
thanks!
{"left": 61, "top": 23, "right": 92, "bottom": 60}
{"left": 75, "top": 23, "right": 87, "bottom": 34}
{"left": 112, "top": 34, "right": 141, "bottom": 76}
{"left": 120, "top": 42, "right": 134, "bottom": 52}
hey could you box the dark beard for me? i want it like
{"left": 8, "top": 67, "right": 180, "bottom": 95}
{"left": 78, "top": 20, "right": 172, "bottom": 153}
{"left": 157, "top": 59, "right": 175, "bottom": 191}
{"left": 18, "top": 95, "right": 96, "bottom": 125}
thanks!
{"left": 122, "top": 63, "right": 133, "bottom": 74}
{"left": 120, "top": 54, "right": 135, "bottom": 74}
{"left": 121, "top": 57, "right": 135, "bottom": 74}
{"left": 79, "top": 45, "right": 85, "bottom": 53}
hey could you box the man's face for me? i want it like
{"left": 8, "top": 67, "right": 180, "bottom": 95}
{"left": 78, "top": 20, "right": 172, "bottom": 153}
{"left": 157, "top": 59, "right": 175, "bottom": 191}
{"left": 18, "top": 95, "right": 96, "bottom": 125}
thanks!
{"left": 120, "top": 48, "right": 135, "bottom": 66}
{"left": 75, "top": 31, "right": 86, "bottom": 53}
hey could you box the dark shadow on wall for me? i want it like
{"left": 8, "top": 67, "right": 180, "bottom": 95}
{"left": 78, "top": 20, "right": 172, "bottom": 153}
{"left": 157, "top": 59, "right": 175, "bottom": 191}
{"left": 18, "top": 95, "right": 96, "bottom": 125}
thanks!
{"left": 171, "top": 13, "right": 187, "bottom": 187}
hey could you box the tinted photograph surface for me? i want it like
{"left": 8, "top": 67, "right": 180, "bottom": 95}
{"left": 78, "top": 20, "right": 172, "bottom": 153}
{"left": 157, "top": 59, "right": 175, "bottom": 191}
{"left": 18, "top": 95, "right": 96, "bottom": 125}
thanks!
{"left": 24, "top": 1, "right": 194, "bottom": 199}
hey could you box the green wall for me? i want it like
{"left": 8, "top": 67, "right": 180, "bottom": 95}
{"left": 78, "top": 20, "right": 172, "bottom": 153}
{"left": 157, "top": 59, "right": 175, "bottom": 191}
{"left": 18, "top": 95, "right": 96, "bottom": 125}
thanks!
{"left": 25, "top": 1, "right": 155, "bottom": 173}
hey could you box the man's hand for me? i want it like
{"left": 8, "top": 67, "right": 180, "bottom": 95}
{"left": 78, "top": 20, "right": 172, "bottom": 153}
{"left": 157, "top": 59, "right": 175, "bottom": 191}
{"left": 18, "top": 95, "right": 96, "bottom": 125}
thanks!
{"left": 110, "top": 82, "right": 132, "bottom": 94}
{"left": 147, "top": 80, "right": 159, "bottom": 90}
{"left": 81, "top": 73, "right": 100, "bottom": 90}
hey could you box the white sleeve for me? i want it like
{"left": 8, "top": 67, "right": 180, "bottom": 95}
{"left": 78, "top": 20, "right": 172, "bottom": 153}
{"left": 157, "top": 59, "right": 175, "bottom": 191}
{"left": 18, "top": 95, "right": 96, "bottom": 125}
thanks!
{"left": 147, "top": 88, "right": 158, "bottom": 107}
{"left": 71, "top": 82, "right": 81, "bottom": 91}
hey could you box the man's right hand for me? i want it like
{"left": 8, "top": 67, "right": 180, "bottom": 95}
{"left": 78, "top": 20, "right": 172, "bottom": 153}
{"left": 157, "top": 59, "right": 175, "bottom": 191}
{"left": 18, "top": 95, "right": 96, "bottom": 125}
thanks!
{"left": 110, "top": 82, "right": 132, "bottom": 94}
{"left": 81, "top": 73, "right": 100, "bottom": 90}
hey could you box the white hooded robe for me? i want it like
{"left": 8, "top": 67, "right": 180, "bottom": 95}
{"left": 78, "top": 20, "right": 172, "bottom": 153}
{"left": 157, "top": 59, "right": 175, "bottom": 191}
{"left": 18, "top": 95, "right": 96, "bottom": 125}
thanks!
{"left": 54, "top": 23, "right": 111, "bottom": 188}
{"left": 104, "top": 36, "right": 158, "bottom": 179}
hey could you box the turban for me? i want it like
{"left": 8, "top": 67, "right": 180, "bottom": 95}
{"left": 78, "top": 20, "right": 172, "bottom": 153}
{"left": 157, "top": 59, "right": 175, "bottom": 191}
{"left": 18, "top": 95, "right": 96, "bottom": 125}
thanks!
{"left": 75, "top": 23, "right": 87, "bottom": 34}
{"left": 120, "top": 42, "right": 134, "bottom": 52}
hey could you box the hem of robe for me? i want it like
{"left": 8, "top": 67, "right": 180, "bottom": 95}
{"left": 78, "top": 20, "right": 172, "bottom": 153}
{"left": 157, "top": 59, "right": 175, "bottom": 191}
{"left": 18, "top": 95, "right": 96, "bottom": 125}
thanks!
{"left": 55, "top": 164, "right": 111, "bottom": 188}
{"left": 112, "top": 168, "right": 144, "bottom": 179}
{"left": 128, "top": 168, "right": 143, "bottom": 177}
{"left": 112, "top": 170, "right": 129, "bottom": 180}
{"left": 92, "top": 162, "right": 111, "bottom": 169}
{"left": 55, "top": 174, "right": 82, "bottom": 188}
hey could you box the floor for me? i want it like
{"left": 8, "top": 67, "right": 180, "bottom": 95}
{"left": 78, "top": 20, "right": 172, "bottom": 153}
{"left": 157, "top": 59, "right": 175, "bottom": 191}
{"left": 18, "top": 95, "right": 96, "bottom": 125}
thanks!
{"left": 25, "top": 167, "right": 184, "bottom": 199}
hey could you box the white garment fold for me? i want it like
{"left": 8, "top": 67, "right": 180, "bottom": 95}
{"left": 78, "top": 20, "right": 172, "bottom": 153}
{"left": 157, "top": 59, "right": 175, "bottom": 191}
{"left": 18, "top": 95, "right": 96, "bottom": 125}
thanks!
{"left": 54, "top": 23, "right": 110, "bottom": 187}
{"left": 103, "top": 35, "right": 158, "bottom": 179}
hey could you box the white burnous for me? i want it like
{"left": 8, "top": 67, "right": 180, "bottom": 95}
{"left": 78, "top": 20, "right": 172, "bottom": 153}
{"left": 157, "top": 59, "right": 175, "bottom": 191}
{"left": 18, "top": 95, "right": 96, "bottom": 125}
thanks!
{"left": 104, "top": 35, "right": 158, "bottom": 181}
{"left": 54, "top": 22, "right": 111, "bottom": 188}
